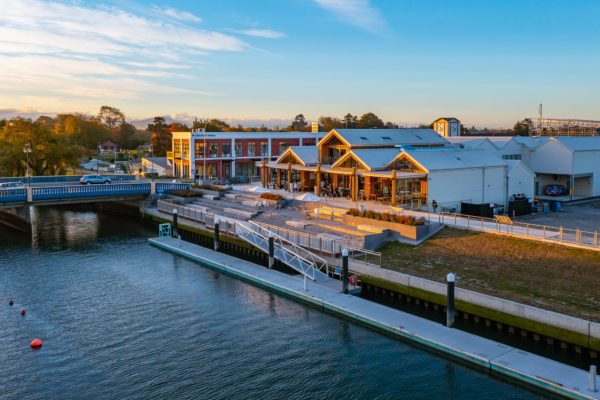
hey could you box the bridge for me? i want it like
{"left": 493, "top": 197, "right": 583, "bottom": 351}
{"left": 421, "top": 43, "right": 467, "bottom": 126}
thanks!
{"left": 0, "top": 174, "right": 190, "bottom": 208}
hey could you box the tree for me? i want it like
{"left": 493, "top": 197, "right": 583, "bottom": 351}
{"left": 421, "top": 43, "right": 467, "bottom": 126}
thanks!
{"left": 98, "top": 106, "right": 126, "bottom": 129}
{"left": 318, "top": 116, "right": 344, "bottom": 132}
{"left": 342, "top": 113, "right": 358, "bottom": 128}
{"left": 513, "top": 118, "right": 533, "bottom": 136}
{"left": 385, "top": 121, "right": 399, "bottom": 129}
{"left": 54, "top": 114, "right": 110, "bottom": 150}
{"left": 0, "top": 118, "right": 79, "bottom": 176}
{"left": 148, "top": 117, "right": 171, "bottom": 156}
{"left": 291, "top": 114, "right": 307, "bottom": 131}
{"left": 192, "top": 118, "right": 230, "bottom": 132}
{"left": 358, "top": 112, "right": 384, "bottom": 129}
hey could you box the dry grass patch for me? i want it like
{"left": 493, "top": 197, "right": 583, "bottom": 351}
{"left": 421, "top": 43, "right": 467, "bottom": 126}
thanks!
{"left": 378, "top": 227, "right": 600, "bottom": 321}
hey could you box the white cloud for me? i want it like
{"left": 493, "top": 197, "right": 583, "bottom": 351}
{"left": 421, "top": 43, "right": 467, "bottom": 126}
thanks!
{"left": 232, "top": 29, "right": 286, "bottom": 39}
{"left": 152, "top": 6, "right": 203, "bottom": 23}
{"left": 0, "top": 0, "right": 245, "bottom": 108}
{"left": 313, "top": 0, "right": 386, "bottom": 33}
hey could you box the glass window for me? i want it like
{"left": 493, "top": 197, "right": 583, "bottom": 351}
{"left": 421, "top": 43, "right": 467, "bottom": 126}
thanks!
{"left": 182, "top": 140, "right": 190, "bottom": 158}
{"left": 235, "top": 142, "right": 242, "bottom": 157}
{"left": 173, "top": 141, "right": 181, "bottom": 156}
{"left": 222, "top": 144, "right": 231, "bottom": 157}
{"left": 248, "top": 143, "right": 256, "bottom": 157}
{"left": 209, "top": 144, "right": 218, "bottom": 158}
{"left": 278, "top": 142, "right": 288, "bottom": 155}
{"left": 195, "top": 141, "right": 205, "bottom": 158}
{"left": 260, "top": 142, "right": 268, "bottom": 156}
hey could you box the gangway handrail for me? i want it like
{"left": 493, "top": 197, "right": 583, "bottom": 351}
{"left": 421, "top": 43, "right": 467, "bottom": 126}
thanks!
{"left": 247, "top": 221, "right": 329, "bottom": 276}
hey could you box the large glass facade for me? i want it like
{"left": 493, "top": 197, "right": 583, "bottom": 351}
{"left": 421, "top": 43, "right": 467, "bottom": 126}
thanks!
{"left": 222, "top": 144, "right": 231, "bottom": 157}
{"left": 248, "top": 143, "right": 256, "bottom": 157}
{"left": 235, "top": 143, "right": 242, "bottom": 157}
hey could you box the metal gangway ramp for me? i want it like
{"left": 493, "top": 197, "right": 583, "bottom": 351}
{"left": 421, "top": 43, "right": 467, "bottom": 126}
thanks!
{"left": 235, "top": 221, "right": 330, "bottom": 282}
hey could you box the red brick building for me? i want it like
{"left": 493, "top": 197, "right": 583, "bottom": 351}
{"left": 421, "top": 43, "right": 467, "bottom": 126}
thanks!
{"left": 168, "top": 130, "right": 322, "bottom": 179}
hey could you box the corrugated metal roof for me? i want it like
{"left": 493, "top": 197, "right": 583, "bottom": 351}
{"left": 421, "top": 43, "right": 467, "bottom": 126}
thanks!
{"left": 349, "top": 148, "right": 402, "bottom": 170}
{"left": 511, "top": 136, "right": 549, "bottom": 149}
{"left": 289, "top": 146, "right": 318, "bottom": 165}
{"left": 404, "top": 148, "right": 505, "bottom": 171}
{"left": 332, "top": 128, "right": 448, "bottom": 147}
{"left": 550, "top": 136, "right": 600, "bottom": 151}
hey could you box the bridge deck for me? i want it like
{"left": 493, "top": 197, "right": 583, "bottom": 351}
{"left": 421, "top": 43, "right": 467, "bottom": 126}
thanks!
{"left": 149, "top": 236, "right": 599, "bottom": 400}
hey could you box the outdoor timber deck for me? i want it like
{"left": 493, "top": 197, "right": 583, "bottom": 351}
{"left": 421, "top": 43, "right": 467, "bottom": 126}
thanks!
{"left": 149, "top": 236, "right": 599, "bottom": 400}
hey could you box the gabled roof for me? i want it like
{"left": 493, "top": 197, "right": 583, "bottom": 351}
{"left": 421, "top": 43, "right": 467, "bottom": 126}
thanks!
{"left": 549, "top": 136, "right": 600, "bottom": 152}
{"left": 144, "top": 157, "right": 171, "bottom": 169}
{"left": 446, "top": 137, "right": 498, "bottom": 150}
{"left": 329, "top": 128, "right": 449, "bottom": 147}
{"left": 433, "top": 117, "right": 460, "bottom": 122}
{"left": 275, "top": 146, "right": 318, "bottom": 166}
{"left": 332, "top": 148, "right": 401, "bottom": 171}
{"left": 503, "top": 159, "right": 535, "bottom": 177}
{"left": 389, "top": 148, "right": 505, "bottom": 172}
{"left": 510, "top": 136, "right": 549, "bottom": 149}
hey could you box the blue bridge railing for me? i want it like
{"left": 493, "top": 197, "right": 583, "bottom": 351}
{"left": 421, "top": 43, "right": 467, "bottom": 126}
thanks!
{"left": 0, "top": 182, "right": 191, "bottom": 203}
{"left": 32, "top": 183, "right": 151, "bottom": 200}
{"left": 0, "top": 174, "right": 137, "bottom": 184}
{"left": 0, "top": 189, "right": 27, "bottom": 203}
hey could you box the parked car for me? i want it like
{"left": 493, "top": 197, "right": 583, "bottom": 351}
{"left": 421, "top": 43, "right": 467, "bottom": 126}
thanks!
{"left": 80, "top": 175, "right": 111, "bottom": 185}
{"left": 544, "top": 184, "right": 568, "bottom": 196}
{"left": 0, "top": 182, "right": 26, "bottom": 190}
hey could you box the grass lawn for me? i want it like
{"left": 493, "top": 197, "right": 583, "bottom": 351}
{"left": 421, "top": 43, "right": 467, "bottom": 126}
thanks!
{"left": 378, "top": 227, "right": 600, "bottom": 322}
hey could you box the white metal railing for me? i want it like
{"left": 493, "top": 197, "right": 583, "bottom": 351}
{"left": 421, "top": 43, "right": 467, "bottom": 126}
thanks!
{"left": 438, "top": 212, "right": 600, "bottom": 250}
{"left": 235, "top": 221, "right": 329, "bottom": 281}
{"left": 347, "top": 247, "right": 382, "bottom": 267}
{"left": 253, "top": 221, "right": 363, "bottom": 255}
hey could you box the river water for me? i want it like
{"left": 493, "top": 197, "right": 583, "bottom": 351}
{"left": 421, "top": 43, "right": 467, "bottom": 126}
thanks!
{"left": 0, "top": 207, "right": 546, "bottom": 399}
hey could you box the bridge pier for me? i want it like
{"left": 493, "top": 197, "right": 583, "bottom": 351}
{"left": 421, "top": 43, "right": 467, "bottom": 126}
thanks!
{"left": 0, "top": 206, "right": 32, "bottom": 232}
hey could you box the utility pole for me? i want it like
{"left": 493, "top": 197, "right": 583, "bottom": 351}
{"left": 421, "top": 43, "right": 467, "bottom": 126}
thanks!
{"left": 23, "top": 143, "right": 32, "bottom": 186}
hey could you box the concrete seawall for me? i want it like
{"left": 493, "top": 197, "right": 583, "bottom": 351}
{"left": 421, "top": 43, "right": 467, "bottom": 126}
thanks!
{"left": 352, "top": 263, "right": 600, "bottom": 354}
{"left": 150, "top": 236, "right": 600, "bottom": 400}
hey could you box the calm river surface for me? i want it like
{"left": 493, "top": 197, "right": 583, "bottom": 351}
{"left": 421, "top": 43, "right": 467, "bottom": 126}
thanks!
{"left": 0, "top": 207, "right": 546, "bottom": 399}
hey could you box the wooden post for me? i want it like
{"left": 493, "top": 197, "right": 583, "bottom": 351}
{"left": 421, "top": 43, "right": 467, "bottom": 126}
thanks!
{"left": 316, "top": 164, "right": 322, "bottom": 196}
{"left": 391, "top": 170, "right": 397, "bottom": 206}
{"left": 288, "top": 162, "right": 293, "bottom": 192}
{"left": 351, "top": 167, "right": 357, "bottom": 202}
{"left": 276, "top": 168, "right": 281, "bottom": 189}
{"left": 261, "top": 159, "right": 267, "bottom": 187}
{"left": 332, "top": 173, "right": 338, "bottom": 188}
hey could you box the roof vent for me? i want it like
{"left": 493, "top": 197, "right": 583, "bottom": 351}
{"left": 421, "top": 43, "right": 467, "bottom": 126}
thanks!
{"left": 360, "top": 136, "right": 368, "bottom": 141}
{"left": 381, "top": 136, "right": 392, "bottom": 141}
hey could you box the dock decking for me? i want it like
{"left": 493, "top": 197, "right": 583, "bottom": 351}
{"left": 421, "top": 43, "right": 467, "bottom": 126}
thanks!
{"left": 149, "top": 236, "right": 599, "bottom": 400}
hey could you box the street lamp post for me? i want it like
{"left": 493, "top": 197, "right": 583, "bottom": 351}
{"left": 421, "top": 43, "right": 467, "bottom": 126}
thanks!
{"left": 23, "top": 143, "right": 32, "bottom": 187}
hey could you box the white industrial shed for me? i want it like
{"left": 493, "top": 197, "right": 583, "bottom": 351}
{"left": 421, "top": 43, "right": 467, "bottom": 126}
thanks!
{"left": 396, "top": 148, "right": 512, "bottom": 212}
{"left": 529, "top": 137, "right": 600, "bottom": 198}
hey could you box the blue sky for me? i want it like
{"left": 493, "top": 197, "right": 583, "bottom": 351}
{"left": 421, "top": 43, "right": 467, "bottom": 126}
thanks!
{"left": 0, "top": 0, "right": 599, "bottom": 127}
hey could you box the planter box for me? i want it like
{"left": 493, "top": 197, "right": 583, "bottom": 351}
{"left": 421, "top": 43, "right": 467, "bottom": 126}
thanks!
{"left": 342, "top": 214, "right": 429, "bottom": 241}
{"left": 198, "top": 188, "right": 225, "bottom": 197}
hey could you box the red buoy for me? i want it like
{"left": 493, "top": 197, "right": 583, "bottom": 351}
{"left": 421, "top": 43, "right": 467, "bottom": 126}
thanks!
{"left": 20, "top": 309, "right": 26, "bottom": 316}
{"left": 30, "top": 339, "right": 43, "bottom": 348}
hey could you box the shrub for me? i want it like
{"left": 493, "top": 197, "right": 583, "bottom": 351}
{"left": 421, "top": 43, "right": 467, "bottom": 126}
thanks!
{"left": 259, "top": 192, "right": 283, "bottom": 201}
{"left": 348, "top": 208, "right": 361, "bottom": 217}
{"left": 198, "top": 184, "right": 226, "bottom": 192}
{"left": 170, "top": 189, "right": 202, "bottom": 198}
{"left": 346, "top": 207, "right": 427, "bottom": 226}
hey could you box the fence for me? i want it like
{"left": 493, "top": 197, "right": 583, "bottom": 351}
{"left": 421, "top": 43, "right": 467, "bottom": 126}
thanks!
{"left": 347, "top": 247, "right": 382, "bottom": 267}
{"left": 158, "top": 200, "right": 244, "bottom": 236}
{"left": 0, "top": 189, "right": 27, "bottom": 203}
{"left": 0, "top": 174, "right": 136, "bottom": 184}
{"left": 253, "top": 221, "right": 363, "bottom": 256}
{"left": 32, "top": 183, "right": 151, "bottom": 200}
{"left": 439, "top": 212, "right": 600, "bottom": 249}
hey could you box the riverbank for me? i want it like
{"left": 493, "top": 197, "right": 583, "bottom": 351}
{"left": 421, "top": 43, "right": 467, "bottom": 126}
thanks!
{"left": 149, "top": 235, "right": 600, "bottom": 400}
{"left": 378, "top": 227, "right": 600, "bottom": 322}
